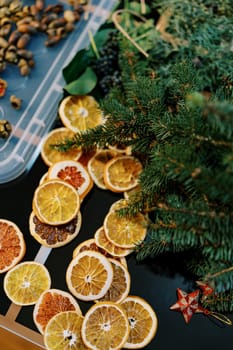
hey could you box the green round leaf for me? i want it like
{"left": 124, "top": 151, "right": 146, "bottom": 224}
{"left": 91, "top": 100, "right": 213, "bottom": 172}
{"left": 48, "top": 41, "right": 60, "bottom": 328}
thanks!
{"left": 64, "top": 67, "right": 97, "bottom": 95}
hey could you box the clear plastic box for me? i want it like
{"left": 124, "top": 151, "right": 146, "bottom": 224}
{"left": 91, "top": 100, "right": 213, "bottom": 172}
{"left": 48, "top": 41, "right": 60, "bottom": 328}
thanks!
{"left": 0, "top": 0, "right": 117, "bottom": 185}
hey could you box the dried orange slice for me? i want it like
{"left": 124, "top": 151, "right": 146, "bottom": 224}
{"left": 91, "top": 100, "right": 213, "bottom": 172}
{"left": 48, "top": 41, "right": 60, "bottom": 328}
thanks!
{"left": 87, "top": 149, "right": 117, "bottom": 189}
{"left": 44, "top": 311, "right": 88, "bottom": 350}
{"left": 95, "top": 226, "right": 132, "bottom": 258}
{"left": 97, "top": 258, "right": 131, "bottom": 304}
{"left": 32, "top": 179, "right": 80, "bottom": 226}
{"left": 81, "top": 301, "right": 130, "bottom": 350}
{"left": 48, "top": 160, "right": 93, "bottom": 200}
{"left": 3, "top": 261, "right": 51, "bottom": 305}
{"left": 29, "top": 211, "right": 82, "bottom": 248}
{"left": 40, "top": 127, "right": 82, "bottom": 167}
{"left": 0, "top": 219, "right": 26, "bottom": 273}
{"left": 59, "top": 95, "right": 104, "bottom": 133}
{"left": 121, "top": 295, "right": 158, "bottom": 349}
{"left": 104, "top": 205, "right": 148, "bottom": 249}
{"left": 72, "top": 238, "right": 127, "bottom": 267}
{"left": 33, "top": 288, "right": 82, "bottom": 334}
{"left": 66, "top": 250, "right": 113, "bottom": 301}
{"left": 104, "top": 155, "right": 143, "bottom": 193}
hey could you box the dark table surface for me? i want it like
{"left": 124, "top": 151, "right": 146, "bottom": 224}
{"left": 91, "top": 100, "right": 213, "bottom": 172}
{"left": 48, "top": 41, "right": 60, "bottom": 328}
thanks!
{"left": 0, "top": 154, "right": 233, "bottom": 350}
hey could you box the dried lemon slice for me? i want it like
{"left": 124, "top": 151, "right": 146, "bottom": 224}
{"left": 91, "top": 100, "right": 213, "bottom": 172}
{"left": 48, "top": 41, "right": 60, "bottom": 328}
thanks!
{"left": 41, "top": 127, "right": 82, "bottom": 167}
{"left": 44, "top": 311, "right": 87, "bottom": 350}
{"left": 59, "top": 95, "right": 104, "bottom": 133}
{"left": 4, "top": 261, "right": 51, "bottom": 306}
{"left": 32, "top": 179, "right": 80, "bottom": 226}
{"left": 104, "top": 208, "right": 147, "bottom": 248}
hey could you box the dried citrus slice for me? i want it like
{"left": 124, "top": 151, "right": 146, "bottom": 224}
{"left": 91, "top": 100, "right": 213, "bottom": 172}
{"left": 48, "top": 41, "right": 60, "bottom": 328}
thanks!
{"left": 95, "top": 226, "right": 132, "bottom": 258}
{"left": 33, "top": 288, "right": 82, "bottom": 334}
{"left": 29, "top": 211, "right": 82, "bottom": 248}
{"left": 72, "top": 238, "right": 127, "bottom": 267}
{"left": 44, "top": 311, "right": 88, "bottom": 350}
{"left": 121, "top": 295, "right": 158, "bottom": 349}
{"left": 87, "top": 149, "right": 117, "bottom": 190}
{"left": 81, "top": 301, "right": 130, "bottom": 350}
{"left": 32, "top": 179, "right": 80, "bottom": 226}
{"left": 3, "top": 261, "right": 51, "bottom": 305}
{"left": 66, "top": 250, "right": 113, "bottom": 301}
{"left": 59, "top": 95, "right": 104, "bottom": 133}
{"left": 0, "top": 219, "right": 26, "bottom": 273}
{"left": 104, "top": 155, "right": 143, "bottom": 193}
{"left": 40, "top": 127, "right": 82, "bottom": 167}
{"left": 104, "top": 206, "right": 148, "bottom": 249}
{"left": 97, "top": 258, "right": 131, "bottom": 304}
{"left": 48, "top": 160, "right": 93, "bottom": 200}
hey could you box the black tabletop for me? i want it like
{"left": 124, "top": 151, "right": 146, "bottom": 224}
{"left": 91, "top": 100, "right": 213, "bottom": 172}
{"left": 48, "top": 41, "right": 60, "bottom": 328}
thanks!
{"left": 0, "top": 154, "right": 232, "bottom": 350}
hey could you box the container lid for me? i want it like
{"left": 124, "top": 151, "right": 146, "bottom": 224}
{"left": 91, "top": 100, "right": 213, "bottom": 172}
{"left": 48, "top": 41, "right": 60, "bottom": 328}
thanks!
{"left": 0, "top": 0, "right": 117, "bottom": 185}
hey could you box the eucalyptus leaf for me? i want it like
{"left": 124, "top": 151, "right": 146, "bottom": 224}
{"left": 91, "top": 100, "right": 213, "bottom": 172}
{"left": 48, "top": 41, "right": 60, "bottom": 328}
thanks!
{"left": 64, "top": 67, "right": 97, "bottom": 95}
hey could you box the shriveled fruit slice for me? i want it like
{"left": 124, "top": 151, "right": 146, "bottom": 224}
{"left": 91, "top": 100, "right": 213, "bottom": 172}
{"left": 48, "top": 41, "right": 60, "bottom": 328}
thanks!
{"left": 72, "top": 238, "right": 127, "bottom": 267}
{"left": 33, "top": 289, "right": 82, "bottom": 334}
{"left": 0, "top": 219, "right": 26, "bottom": 273}
{"left": 44, "top": 311, "right": 88, "bottom": 350}
{"left": 59, "top": 95, "right": 104, "bottom": 133}
{"left": 40, "top": 127, "right": 82, "bottom": 167}
{"left": 95, "top": 226, "right": 132, "bottom": 258}
{"left": 104, "top": 206, "right": 148, "bottom": 249}
{"left": 66, "top": 250, "right": 113, "bottom": 301}
{"left": 104, "top": 155, "right": 143, "bottom": 193}
{"left": 81, "top": 301, "right": 130, "bottom": 350}
{"left": 121, "top": 295, "right": 158, "bottom": 349}
{"left": 32, "top": 179, "right": 80, "bottom": 226}
{"left": 97, "top": 258, "right": 130, "bottom": 304}
{"left": 29, "top": 211, "right": 82, "bottom": 248}
{"left": 48, "top": 160, "right": 93, "bottom": 200}
{"left": 87, "top": 149, "right": 117, "bottom": 189}
{"left": 3, "top": 261, "right": 51, "bottom": 306}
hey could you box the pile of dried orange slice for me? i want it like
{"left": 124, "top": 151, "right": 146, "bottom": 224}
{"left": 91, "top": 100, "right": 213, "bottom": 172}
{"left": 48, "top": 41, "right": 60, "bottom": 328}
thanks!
{"left": 0, "top": 94, "right": 158, "bottom": 350}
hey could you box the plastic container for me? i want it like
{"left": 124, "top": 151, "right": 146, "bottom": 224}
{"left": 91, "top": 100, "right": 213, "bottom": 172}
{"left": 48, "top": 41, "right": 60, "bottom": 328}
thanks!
{"left": 0, "top": 0, "right": 117, "bottom": 185}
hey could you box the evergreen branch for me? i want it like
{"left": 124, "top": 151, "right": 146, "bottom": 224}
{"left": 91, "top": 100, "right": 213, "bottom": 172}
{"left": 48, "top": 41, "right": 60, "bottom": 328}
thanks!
{"left": 207, "top": 266, "right": 233, "bottom": 280}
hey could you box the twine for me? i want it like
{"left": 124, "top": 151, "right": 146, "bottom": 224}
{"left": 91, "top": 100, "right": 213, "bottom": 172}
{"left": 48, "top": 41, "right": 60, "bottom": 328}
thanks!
{"left": 112, "top": 9, "right": 149, "bottom": 58}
